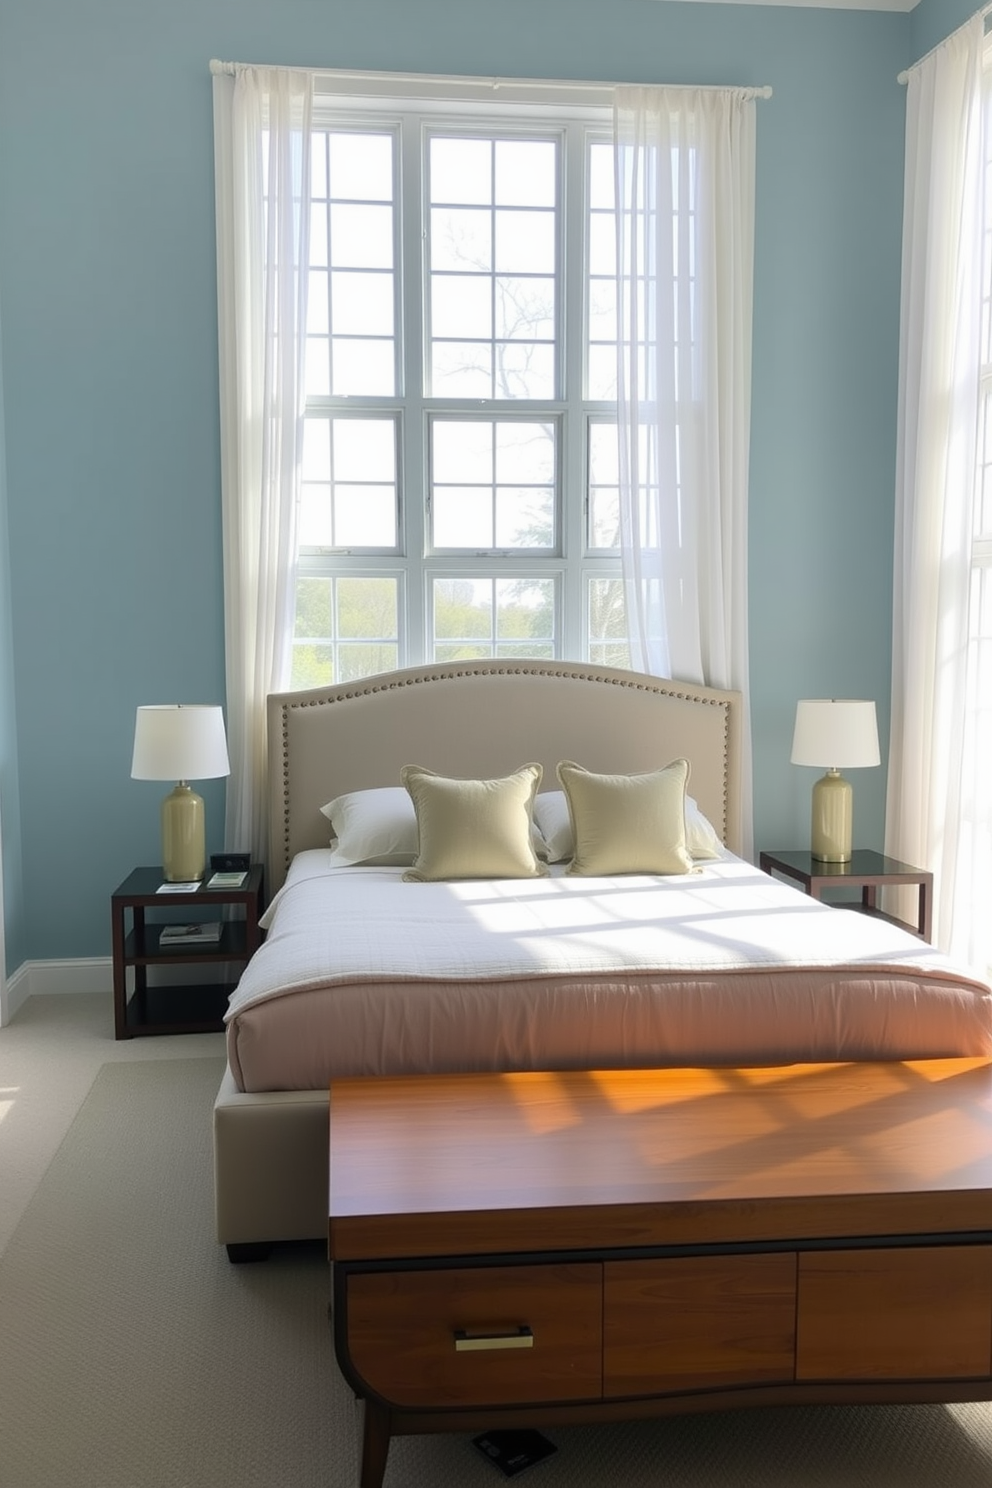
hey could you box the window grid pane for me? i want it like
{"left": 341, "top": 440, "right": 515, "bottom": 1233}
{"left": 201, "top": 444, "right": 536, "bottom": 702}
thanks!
{"left": 428, "top": 133, "right": 559, "bottom": 400}
{"left": 588, "top": 418, "right": 620, "bottom": 550}
{"left": 587, "top": 142, "right": 617, "bottom": 400}
{"left": 608, "top": 141, "right": 698, "bottom": 406}
{"left": 587, "top": 575, "right": 631, "bottom": 670}
{"left": 300, "top": 416, "right": 399, "bottom": 552}
{"left": 307, "top": 129, "right": 397, "bottom": 399}
{"left": 431, "top": 575, "right": 557, "bottom": 660}
{"left": 430, "top": 418, "right": 558, "bottom": 552}
{"left": 291, "top": 574, "right": 400, "bottom": 689}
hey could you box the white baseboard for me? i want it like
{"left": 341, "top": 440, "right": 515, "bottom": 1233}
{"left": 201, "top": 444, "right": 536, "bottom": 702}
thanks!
{"left": 1, "top": 958, "right": 113, "bottom": 1026}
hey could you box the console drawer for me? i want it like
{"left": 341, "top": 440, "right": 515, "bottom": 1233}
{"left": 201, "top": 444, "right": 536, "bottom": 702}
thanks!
{"left": 345, "top": 1262, "right": 602, "bottom": 1408}
{"left": 797, "top": 1245, "right": 992, "bottom": 1380}
{"left": 604, "top": 1253, "right": 797, "bottom": 1396}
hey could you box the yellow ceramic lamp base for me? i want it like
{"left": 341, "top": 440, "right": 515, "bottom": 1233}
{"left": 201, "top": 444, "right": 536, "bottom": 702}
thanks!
{"left": 810, "top": 769, "right": 853, "bottom": 863}
{"left": 161, "top": 782, "right": 206, "bottom": 882}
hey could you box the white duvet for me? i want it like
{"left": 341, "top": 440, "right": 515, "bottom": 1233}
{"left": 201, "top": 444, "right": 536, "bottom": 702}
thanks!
{"left": 223, "top": 850, "right": 992, "bottom": 1092}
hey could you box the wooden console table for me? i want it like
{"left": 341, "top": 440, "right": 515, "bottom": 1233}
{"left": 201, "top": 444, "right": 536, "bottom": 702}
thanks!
{"left": 328, "top": 1061, "right": 992, "bottom": 1488}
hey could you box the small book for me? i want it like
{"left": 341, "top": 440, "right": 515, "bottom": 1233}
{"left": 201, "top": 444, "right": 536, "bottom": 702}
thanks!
{"left": 206, "top": 870, "right": 248, "bottom": 890}
{"left": 159, "top": 921, "right": 223, "bottom": 946}
{"left": 156, "top": 881, "right": 201, "bottom": 893}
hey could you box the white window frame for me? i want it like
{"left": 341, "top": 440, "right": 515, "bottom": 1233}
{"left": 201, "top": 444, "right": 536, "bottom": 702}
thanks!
{"left": 290, "top": 72, "right": 627, "bottom": 686}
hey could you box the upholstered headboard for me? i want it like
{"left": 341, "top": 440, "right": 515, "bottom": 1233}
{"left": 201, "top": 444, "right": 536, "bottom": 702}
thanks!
{"left": 266, "top": 660, "right": 743, "bottom": 894}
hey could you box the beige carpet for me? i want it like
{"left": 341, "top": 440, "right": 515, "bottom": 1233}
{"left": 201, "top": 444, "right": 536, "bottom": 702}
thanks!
{"left": 3, "top": 1057, "right": 992, "bottom": 1488}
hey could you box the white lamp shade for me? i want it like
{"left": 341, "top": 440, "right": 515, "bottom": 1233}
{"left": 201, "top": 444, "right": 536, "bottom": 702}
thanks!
{"left": 131, "top": 705, "right": 230, "bottom": 782}
{"left": 790, "top": 699, "right": 880, "bottom": 770}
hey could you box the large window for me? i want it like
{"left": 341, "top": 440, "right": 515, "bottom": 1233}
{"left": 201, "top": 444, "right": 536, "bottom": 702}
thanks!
{"left": 965, "top": 51, "right": 992, "bottom": 969}
{"left": 885, "top": 16, "right": 992, "bottom": 974}
{"left": 291, "top": 93, "right": 629, "bottom": 688}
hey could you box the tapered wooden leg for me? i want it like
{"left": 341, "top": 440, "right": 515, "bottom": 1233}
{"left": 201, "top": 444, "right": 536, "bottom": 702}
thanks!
{"left": 360, "top": 1398, "right": 392, "bottom": 1488}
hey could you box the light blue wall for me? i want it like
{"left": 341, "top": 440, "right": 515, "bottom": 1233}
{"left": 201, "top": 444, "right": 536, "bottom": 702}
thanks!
{"left": 0, "top": 0, "right": 912, "bottom": 959}
{"left": 912, "top": 0, "right": 981, "bottom": 58}
{"left": 0, "top": 294, "right": 25, "bottom": 973}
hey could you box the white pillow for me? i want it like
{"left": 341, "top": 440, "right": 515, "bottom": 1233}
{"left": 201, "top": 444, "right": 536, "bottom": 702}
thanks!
{"left": 321, "top": 783, "right": 549, "bottom": 867}
{"left": 320, "top": 787, "right": 418, "bottom": 866}
{"left": 533, "top": 789, "right": 724, "bottom": 865}
{"left": 532, "top": 791, "right": 575, "bottom": 864}
{"left": 684, "top": 797, "right": 724, "bottom": 860}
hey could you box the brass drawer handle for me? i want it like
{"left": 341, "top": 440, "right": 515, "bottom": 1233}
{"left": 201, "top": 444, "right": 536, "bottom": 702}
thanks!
{"left": 454, "top": 1325, "right": 534, "bottom": 1353}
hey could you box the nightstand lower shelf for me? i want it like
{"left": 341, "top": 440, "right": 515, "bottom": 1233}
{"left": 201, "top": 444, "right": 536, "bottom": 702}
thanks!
{"left": 121, "top": 983, "right": 238, "bottom": 1037}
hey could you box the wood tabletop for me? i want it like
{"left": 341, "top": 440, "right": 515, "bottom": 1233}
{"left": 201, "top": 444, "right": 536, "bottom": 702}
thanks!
{"left": 329, "top": 1059, "right": 992, "bottom": 1261}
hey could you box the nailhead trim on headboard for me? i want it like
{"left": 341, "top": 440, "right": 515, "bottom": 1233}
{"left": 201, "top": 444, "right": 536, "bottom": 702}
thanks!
{"left": 271, "top": 660, "right": 737, "bottom": 888}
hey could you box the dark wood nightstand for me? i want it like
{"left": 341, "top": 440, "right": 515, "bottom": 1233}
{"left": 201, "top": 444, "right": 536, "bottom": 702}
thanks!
{"left": 111, "top": 865, "right": 265, "bottom": 1038}
{"left": 758, "top": 849, "right": 932, "bottom": 942}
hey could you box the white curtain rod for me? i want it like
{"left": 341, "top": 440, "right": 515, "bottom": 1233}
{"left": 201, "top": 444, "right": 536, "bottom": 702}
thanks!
{"left": 897, "top": 2, "right": 991, "bottom": 84}
{"left": 209, "top": 59, "right": 771, "bottom": 99}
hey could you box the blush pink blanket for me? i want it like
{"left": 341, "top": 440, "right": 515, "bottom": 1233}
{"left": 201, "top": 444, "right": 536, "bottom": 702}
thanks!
{"left": 224, "top": 852, "right": 992, "bottom": 1092}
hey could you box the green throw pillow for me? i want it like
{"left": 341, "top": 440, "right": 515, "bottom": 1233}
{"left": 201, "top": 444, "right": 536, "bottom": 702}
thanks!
{"left": 557, "top": 758, "right": 694, "bottom": 876}
{"left": 401, "top": 763, "right": 548, "bottom": 881}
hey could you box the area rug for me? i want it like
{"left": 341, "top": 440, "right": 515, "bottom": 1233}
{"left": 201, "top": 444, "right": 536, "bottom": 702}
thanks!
{"left": 2, "top": 1056, "right": 992, "bottom": 1487}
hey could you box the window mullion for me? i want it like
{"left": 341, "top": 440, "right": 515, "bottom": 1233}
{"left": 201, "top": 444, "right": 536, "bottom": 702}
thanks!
{"left": 561, "top": 119, "right": 593, "bottom": 660}
{"left": 400, "top": 114, "right": 428, "bottom": 665}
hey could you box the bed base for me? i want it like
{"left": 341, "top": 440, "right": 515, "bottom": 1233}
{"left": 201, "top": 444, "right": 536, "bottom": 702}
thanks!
{"left": 213, "top": 1070, "right": 327, "bottom": 1255}
{"left": 216, "top": 660, "right": 746, "bottom": 1255}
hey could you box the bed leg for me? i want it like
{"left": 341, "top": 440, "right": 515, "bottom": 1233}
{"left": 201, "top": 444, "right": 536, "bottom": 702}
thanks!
{"left": 225, "top": 1241, "right": 274, "bottom": 1264}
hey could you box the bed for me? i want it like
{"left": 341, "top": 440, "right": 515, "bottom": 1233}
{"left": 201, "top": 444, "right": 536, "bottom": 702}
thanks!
{"left": 212, "top": 659, "right": 992, "bottom": 1258}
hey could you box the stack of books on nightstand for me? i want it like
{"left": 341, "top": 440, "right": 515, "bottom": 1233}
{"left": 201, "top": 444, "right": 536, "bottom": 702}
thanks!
{"left": 158, "top": 922, "right": 223, "bottom": 947}
{"left": 206, "top": 870, "right": 248, "bottom": 889}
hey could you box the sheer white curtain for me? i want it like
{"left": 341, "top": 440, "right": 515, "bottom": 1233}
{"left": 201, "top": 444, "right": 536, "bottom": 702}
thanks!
{"left": 213, "top": 65, "right": 313, "bottom": 867}
{"left": 613, "top": 86, "right": 755, "bottom": 852}
{"left": 886, "top": 14, "right": 989, "bottom": 970}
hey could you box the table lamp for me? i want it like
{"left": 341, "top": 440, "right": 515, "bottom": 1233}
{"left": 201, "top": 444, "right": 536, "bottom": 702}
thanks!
{"left": 131, "top": 705, "right": 231, "bottom": 882}
{"left": 790, "top": 699, "right": 880, "bottom": 863}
